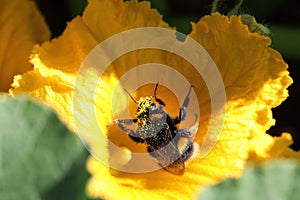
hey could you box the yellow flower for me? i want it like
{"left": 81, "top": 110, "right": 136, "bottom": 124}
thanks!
{"left": 249, "top": 133, "right": 300, "bottom": 162}
{"left": 0, "top": 0, "right": 50, "bottom": 92}
{"left": 10, "top": 0, "right": 296, "bottom": 199}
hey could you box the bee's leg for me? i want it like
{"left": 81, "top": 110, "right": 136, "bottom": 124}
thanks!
{"left": 106, "top": 118, "right": 137, "bottom": 128}
{"left": 187, "top": 114, "right": 199, "bottom": 138}
{"left": 107, "top": 119, "right": 145, "bottom": 143}
{"left": 175, "top": 115, "right": 198, "bottom": 138}
{"left": 175, "top": 129, "right": 195, "bottom": 138}
{"left": 154, "top": 98, "right": 166, "bottom": 106}
{"left": 129, "top": 134, "right": 146, "bottom": 143}
{"left": 147, "top": 146, "right": 155, "bottom": 154}
{"left": 173, "top": 85, "right": 193, "bottom": 124}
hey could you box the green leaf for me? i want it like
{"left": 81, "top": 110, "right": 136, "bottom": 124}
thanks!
{"left": 199, "top": 159, "right": 300, "bottom": 200}
{"left": 0, "top": 95, "right": 85, "bottom": 200}
{"left": 43, "top": 150, "right": 100, "bottom": 200}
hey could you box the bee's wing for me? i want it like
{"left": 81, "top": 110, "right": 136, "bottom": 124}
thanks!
{"left": 148, "top": 139, "right": 185, "bottom": 176}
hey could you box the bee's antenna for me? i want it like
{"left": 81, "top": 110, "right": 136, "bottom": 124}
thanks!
{"left": 124, "top": 88, "right": 138, "bottom": 104}
{"left": 152, "top": 81, "right": 159, "bottom": 99}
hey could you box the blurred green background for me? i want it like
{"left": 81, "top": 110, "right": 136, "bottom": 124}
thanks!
{"left": 27, "top": 0, "right": 300, "bottom": 199}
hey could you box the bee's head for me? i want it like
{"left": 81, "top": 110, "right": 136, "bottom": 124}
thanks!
{"left": 136, "top": 96, "right": 155, "bottom": 119}
{"left": 124, "top": 82, "right": 159, "bottom": 119}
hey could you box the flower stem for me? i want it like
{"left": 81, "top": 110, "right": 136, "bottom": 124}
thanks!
{"left": 211, "top": 0, "right": 219, "bottom": 13}
{"left": 227, "top": 0, "right": 244, "bottom": 16}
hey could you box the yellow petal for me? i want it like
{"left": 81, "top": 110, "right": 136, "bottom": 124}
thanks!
{"left": 10, "top": 2, "right": 293, "bottom": 200}
{"left": 0, "top": 0, "right": 50, "bottom": 92}
{"left": 189, "top": 13, "right": 291, "bottom": 104}
{"left": 188, "top": 12, "right": 292, "bottom": 155}
{"left": 249, "top": 133, "right": 300, "bottom": 161}
{"left": 82, "top": 0, "right": 170, "bottom": 42}
{"left": 10, "top": 0, "right": 171, "bottom": 130}
{"left": 84, "top": 12, "right": 292, "bottom": 200}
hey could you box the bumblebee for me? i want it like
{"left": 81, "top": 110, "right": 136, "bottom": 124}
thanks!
{"left": 107, "top": 82, "right": 199, "bottom": 175}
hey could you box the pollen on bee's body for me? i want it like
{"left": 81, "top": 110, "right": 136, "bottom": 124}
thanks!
{"left": 135, "top": 96, "right": 154, "bottom": 119}
{"left": 137, "top": 97, "right": 153, "bottom": 109}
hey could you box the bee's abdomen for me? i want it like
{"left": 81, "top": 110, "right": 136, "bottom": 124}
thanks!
{"left": 179, "top": 139, "right": 195, "bottom": 161}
